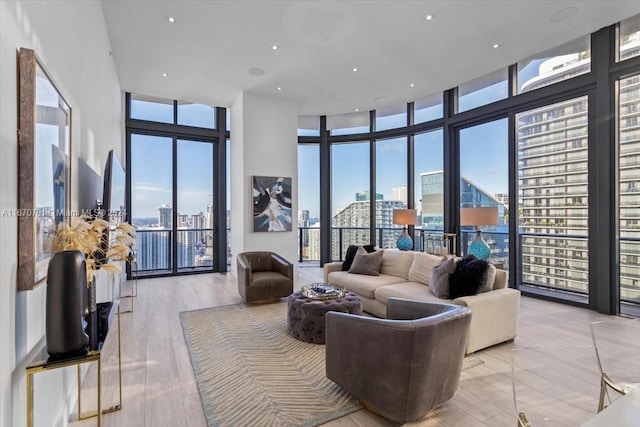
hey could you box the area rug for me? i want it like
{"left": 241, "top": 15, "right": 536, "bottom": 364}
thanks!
{"left": 180, "top": 302, "right": 484, "bottom": 427}
{"left": 180, "top": 302, "right": 360, "bottom": 427}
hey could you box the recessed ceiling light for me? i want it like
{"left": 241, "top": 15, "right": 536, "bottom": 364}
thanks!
{"left": 161, "top": 73, "right": 168, "bottom": 77}
{"left": 493, "top": 43, "right": 500, "bottom": 49}
{"left": 248, "top": 67, "right": 266, "bottom": 76}
{"left": 410, "top": 83, "right": 415, "bottom": 87}
{"left": 355, "top": 108, "right": 359, "bottom": 112}
{"left": 168, "top": 17, "right": 176, "bottom": 23}
{"left": 352, "top": 67, "right": 358, "bottom": 72}
{"left": 425, "top": 15, "right": 433, "bottom": 20}
{"left": 271, "top": 45, "right": 279, "bottom": 50}
{"left": 276, "top": 87, "right": 282, "bottom": 91}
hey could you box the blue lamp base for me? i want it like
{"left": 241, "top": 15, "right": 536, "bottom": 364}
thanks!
{"left": 396, "top": 228, "right": 413, "bottom": 251}
{"left": 468, "top": 230, "right": 490, "bottom": 260}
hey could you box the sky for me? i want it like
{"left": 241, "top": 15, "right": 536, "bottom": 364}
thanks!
{"left": 129, "top": 53, "right": 563, "bottom": 221}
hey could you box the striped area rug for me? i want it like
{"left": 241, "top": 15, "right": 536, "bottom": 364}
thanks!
{"left": 180, "top": 302, "right": 361, "bottom": 427}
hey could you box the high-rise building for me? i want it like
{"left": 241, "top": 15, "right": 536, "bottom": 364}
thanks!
{"left": 178, "top": 214, "right": 189, "bottom": 228}
{"left": 494, "top": 193, "right": 509, "bottom": 206}
{"left": 391, "top": 186, "right": 408, "bottom": 204}
{"left": 158, "top": 204, "right": 172, "bottom": 228}
{"left": 191, "top": 212, "right": 206, "bottom": 243}
{"left": 136, "top": 228, "right": 170, "bottom": 271}
{"left": 420, "top": 170, "right": 508, "bottom": 264}
{"left": 308, "top": 223, "right": 321, "bottom": 261}
{"left": 177, "top": 229, "right": 194, "bottom": 269}
{"left": 355, "top": 191, "right": 383, "bottom": 201}
{"left": 298, "top": 209, "right": 310, "bottom": 259}
{"left": 332, "top": 199, "right": 406, "bottom": 256}
{"left": 517, "top": 36, "right": 639, "bottom": 298}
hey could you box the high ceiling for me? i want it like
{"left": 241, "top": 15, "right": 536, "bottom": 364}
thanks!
{"left": 101, "top": 1, "right": 639, "bottom": 116}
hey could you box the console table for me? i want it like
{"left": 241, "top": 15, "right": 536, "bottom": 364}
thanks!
{"left": 25, "top": 303, "right": 122, "bottom": 427}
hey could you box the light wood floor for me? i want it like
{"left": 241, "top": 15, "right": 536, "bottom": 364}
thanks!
{"left": 69, "top": 266, "right": 640, "bottom": 427}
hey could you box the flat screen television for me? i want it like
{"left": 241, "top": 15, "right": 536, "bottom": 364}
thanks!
{"left": 102, "top": 150, "right": 126, "bottom": 227}
{"left": 101, "top": 150, "right": 126, "bottom": 264}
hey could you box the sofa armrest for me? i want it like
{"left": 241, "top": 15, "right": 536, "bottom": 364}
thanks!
{"left": 386, "top": 298, "right": 464, "bottom": 321}
{"left": 271, "top": 253, "right": 293, "bottom": 279}
{"left": 236, "top": 255, "right": 251, "bottom": 299}
{"left": 453, "top": 288, "right": 521, "bottom": 354}
{"left": 323, "top": 262, "right": 344, "bottom": 283}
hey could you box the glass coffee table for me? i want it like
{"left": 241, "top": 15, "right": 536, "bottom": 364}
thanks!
{"left": 287, "top": 283, "right": 362, "bottom": 344}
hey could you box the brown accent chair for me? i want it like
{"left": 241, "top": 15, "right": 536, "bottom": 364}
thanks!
{"left": 325, "top": 298, "right": 472, "bottom": 424}
{"left": 237, "top": 251, "right": 293, "bottom": 303}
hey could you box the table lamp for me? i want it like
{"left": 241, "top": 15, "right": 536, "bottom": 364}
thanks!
{"left": 460, "top": 207, "right": 499, "bottom": 260}
{"left": 393, "top": 209, "right": 416, "bottom": 251}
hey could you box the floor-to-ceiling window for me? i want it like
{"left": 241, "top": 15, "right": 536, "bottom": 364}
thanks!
{"left": 618, "top": 73, "right": 640, "bottom": 315}
{"left": 130, "top": 134, "right": 173, "bottom": 273}
{"left": 517, "top": 96, "right": 589, "bottom": 298}
{"left": 177, "top": 139, "right": 214, "bottom": 269}
{"left": 331, "top": 141, "right": 370, "bottom": 260}
{"left": 298, "top": 144, "right": 320, "bottom": 262}
{"left": 414, "top": 129, "right": 444, "bottom": 250}
{"left": 126, "top": 94, "right": 226, "bottom": 277}
{"left": 291, "top": 13, "right": 640, "bottom": 314}
{"left": 459, "top": 119, "right": 509, "bottom": 268}
{"left": 375, "top": 137, "right": 407, "bottom": 249}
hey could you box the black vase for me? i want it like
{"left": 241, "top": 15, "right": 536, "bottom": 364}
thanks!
{"left": 46, "top": 250, "right": 90, "bottom": 360}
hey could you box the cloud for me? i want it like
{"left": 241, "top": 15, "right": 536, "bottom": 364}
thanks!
{"left": 133, "top": 183, "right": 171, "bottom": 193}
{"left": 378, "top": 141, "right": 405, "bottom": 153}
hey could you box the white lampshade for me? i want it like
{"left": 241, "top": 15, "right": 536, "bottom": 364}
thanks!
{"left": 393, "top": 209, "right": 417, "bottom": 226}
{"left": 460, "top": 207, "right": 499, "bottom": 226}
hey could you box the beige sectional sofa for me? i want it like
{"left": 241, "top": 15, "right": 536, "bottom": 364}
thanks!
{"left": 323, "top": 249, "right": 520, "bottom": 354}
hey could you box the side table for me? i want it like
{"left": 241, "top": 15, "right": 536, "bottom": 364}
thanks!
{"left": 119, "top": 251, "right": 138, "bottom": 313}
{"left": 26, "top": 303, "right": 122, "bottom": 426}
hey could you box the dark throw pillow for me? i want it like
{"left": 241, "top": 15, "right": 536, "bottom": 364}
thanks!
{"left": 342, "top": 244, "right": 376, "bottom": 271}
{"left": 448, "top": 255, "right": 490, "bottom": 299}
{"left": 349, "top": 247, "right": 383, "bottom": 276}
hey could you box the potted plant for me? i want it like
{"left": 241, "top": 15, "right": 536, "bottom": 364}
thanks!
{"left": 46, "top": 216, "right": 135, "bottom": 358}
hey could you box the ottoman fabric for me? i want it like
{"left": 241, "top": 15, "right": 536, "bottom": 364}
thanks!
{"left": 287, "top": 291, "right": 362, "bottom": 344}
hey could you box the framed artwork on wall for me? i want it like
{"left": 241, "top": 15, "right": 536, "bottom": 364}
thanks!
{"left": 17, "top": 47, "right": 71, "bottom": 291}
{"left": 252, "top": 176, "right": 292, "bottom": 232}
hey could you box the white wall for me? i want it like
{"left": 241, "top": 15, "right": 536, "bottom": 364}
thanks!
{"left": 0, "top": 1, "right": 122, "bottom": 426}
{"left": 230, "top": 92, "right": 298, "bottom": 266}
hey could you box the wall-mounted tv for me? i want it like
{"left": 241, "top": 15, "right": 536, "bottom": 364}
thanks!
{"left": 100, "top": 150, "right": 126, "bottom": 266}
{"left": 102, "top": 150, "right": 126, "bottom": 228}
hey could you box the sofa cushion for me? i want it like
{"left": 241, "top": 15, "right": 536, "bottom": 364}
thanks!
{"left": 449, "top": 255, "right": 489, "bottom": 299}
{"left": 493, "top": 268, "right": 508, "bottom": 289}
{"left": 327, "top": 271, "right": 403, "bottom": 299}
{"left": 430, "top": 257, "right": 456, "bottom": 299}
{"left": 479, "top": 264, "right": 497, "bottom": 293}
{"left": 408, "top": 252, "right": 446, "bottom": 285}
{"left": 375, "top": 282, "right": 453, "bottom": 306}
{"left": 379, "top": 249, "right": 415, "bottom": 280}
{"left": 342, "top": 244, "right": 376, "bottom": 271}
{"left": 349, "top": 247, "right": 384, "bottom": 276}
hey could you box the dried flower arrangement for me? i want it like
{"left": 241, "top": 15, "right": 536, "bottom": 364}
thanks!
{"left": 49, "top": 216, "right": 136, "bottom": 286}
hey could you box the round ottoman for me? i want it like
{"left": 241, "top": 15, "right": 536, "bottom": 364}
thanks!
{"left": 286, "top": 291, "right": 362, "bottom": 344}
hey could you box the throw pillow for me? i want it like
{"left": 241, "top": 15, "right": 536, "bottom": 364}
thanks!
{"left": 349, "top": 247, "right": 384, "bottom": 276}
{"left": 430, "top": 257, "right": 456, "bottom": 299}
{"left": 342, "top": 244, "right": 376, "bottom": 271}
{"left": 479, "top": 264, "right": 497, "bottom": 293}
{"left": 448, "top": 255, "right": 490, "bottom": 299}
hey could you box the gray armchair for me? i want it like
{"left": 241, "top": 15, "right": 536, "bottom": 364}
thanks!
{"left": 236, "top": 251, "right": 293, "bottom": 303}
{"left": 325, "top": 298, "right": 472, "bottom": 424}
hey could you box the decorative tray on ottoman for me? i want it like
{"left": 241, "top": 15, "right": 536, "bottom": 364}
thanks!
{"left": 301, "top": 283, "right": 346, "bottom": 300}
